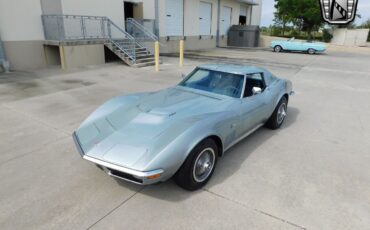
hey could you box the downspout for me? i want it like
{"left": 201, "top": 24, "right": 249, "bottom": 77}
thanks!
{"left": 154, "top": 0, "right": 160, "bottom": 38}
{"left": 0, "top": 35, "right": 10, "bottom": 73}
{"left": 249, "top": 3, "right": 253, "bottom": 25}
{"left": 216, "top": 0, "right": 221, "bottom": 47}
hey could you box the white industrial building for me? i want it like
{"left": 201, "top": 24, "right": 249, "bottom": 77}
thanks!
{"left": 0, "top": 0, "right": 262, "bottom": 71}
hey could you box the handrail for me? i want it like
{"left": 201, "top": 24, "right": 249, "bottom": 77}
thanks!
{"left": 106, "top": 18, "right": 135, "bottom": 40}
{"left": 106, "top": 18, "right": 136, "bottom": 61}
{"left": 43, "top": 14, "right": 106, "bottom": 19}
{"left": 126, "top": 18, "right": 158, "bottom": 41}
{"left": 42, "top": 14, "right": 138, "bottom": 62}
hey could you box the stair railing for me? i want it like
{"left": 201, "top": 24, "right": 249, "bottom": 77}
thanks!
{"left": 126, "top": 18, "right": 158, "bottom": 42}
{"left": 41, "top": 14, "right": 137, "bottom": 63}
{"left": 105, "top": 18, "right": 136, "bottom": 62}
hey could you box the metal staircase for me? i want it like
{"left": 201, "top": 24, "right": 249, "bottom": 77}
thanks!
{"left": 42, "top": 15, "right": 157, "bottom": 67}
{"left": 105, "top": 41, "right": 155, "bottom": 67}
{"left": 104, "top": 19, "right": 155, "bottom": 67}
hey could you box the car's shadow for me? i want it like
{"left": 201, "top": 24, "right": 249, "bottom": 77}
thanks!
{"left": 114, "top": 107, "right": 300, "bottom": 201}
{"left": 275, "top": 50, "right": 326, "bottom": 56}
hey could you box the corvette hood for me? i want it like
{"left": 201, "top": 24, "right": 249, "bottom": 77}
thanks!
{"left": 75, "top": 87, "right": 230, "bottom": 169}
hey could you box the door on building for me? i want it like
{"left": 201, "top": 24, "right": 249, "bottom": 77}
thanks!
{"left": 199, "top": 2, "right": 212, "bottom": 36}
{"left": 222, "top": 6, "right": 232, "bottom": 35}
{"left": 124, "top": 2, "right": 134, "bottom": 21}
{"left": 166, "top": 0, "right": 184, "bottom": 36}
{"left": 239, "top": 5, "right": 247, "bottom": 25}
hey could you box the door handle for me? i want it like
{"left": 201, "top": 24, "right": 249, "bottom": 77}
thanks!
{"left": 166, "top": 14, "right": 171, "bottom": 17}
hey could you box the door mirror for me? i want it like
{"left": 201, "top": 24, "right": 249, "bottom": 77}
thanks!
{"left": 181, "top": 73, "right": 186, "bottom": 79}
{"left": 252, "top": 87, "right": 262, "bottom": 95}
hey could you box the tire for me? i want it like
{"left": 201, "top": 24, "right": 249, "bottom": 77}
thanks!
{"left": 174, "top": 139, "right": 218, "bottom": 191}
{"left": 265, "top": 97, "right": 288, "bottom": 130}
{"left": 308, "top": 48, "right": 316, "bottom": 55}
{"left": 274, "top": 45, "right": 283, "bottom": 53}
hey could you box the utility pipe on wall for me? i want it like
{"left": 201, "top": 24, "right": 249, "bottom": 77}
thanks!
{"left": 154, "top": 0, "right": 160, "bottom": 38}
{"left": 0, "top": 35, "right": 10, "bottom": 73}
{"left": 216, "top": 0, "right": 221, "bottom": 47}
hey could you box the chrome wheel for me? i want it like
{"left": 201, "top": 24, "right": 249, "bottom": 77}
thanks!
{"left": 193, "top": 148, "right": 216, "bottom": 183}
{"left": 277, "top": 102, "right": 287, "bottom": 124}
{"left": 274, "top": 46, "right": 282, "bottom": 52}
{"left": 308, "top": 48, "right": 316, "bottom": 54}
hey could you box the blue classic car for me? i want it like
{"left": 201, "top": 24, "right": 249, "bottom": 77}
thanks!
{"left": 271, "top": 37, "right": 326, "bottom": 54}
{"left": 73, "top": 64, "right": 294, "bottom": 191}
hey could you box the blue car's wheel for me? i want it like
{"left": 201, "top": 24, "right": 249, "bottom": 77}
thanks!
{"left": 174, "top": 139, "right": 218, "bottom": 191}
{"left": 308, "top": 48, "right": 316, "bottom": 55}
{"left": 274, "top": 45, "right": 283, "bottom": 53}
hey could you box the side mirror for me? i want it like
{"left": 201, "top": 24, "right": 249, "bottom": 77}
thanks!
{"left": 252, "top": 87, "right": 262, "bottom": 95}
{"left": 181, "top": 73, "right": 186, "bottom": 79}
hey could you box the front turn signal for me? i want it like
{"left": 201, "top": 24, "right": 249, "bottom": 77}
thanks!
{"left": 146, "top": 173, "right": 161, "bottom": 180}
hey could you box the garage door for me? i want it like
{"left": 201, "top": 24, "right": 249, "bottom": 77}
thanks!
{"left": 166, "top": 0, "right": 184, "bottom": 36}
{"left": 199, "top": 2, "right": 212, "bottom": 36}
{"left": 222, "top": 6, "right": 232, "bottom": 35}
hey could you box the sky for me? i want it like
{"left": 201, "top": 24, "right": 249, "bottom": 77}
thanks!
{"left": 260, "top": 0, "right": 370, "bottom": 26}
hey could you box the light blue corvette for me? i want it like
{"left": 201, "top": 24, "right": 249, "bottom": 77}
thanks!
{"left": 271, "top": 37, "right": 327, "bottom": 54}
{"left": 73, "top": 64, "right": 294, "bottom": 190}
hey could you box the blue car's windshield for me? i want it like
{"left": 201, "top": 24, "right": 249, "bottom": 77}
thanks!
{"left": 179, "top": 68, "right": 244, "bottom": 98}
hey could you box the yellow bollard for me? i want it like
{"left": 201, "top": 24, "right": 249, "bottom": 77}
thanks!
{"left": 155, "top": 41, "right": 160, "bottom": 72}
{"left": 179, "top": 39, "right": 184, "bottom": 67}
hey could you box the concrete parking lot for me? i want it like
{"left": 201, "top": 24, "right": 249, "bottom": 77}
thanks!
{"left": 1, "top": 48, "right": 370, "bottom": 230}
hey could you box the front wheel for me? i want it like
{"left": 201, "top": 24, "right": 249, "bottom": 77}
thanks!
{"left": 274, "top": 45, "right": 283, "bottom": 53}
{"left": 265, "top": 97, "right": 288, "bottom": 130}
{"left": 174, "top": 139, "right": 218, "bottom": 191}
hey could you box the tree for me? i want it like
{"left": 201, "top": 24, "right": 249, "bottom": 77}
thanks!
{"left": 359, "top": 19, "right": 370, "bottom": 29}
{"left": 274, "top": 0, "right": 323, "bottom": 39}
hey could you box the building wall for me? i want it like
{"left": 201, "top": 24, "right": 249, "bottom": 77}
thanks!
{"left": 2, "top": 41, "right": 46, "bottom": 70}
{"left": 0, "top": 0, "right": 262, "bottom": 69}
{"left": 0, "top": 0, "right": 45, "bottom": 41}
{"left": 156, "top": 0, "right": 257, "bottom": 52}
{"left": 40, "top": 0, "right": 63, "bottom": 14}
{"left": 250, "top": 0, "right": 262, "bottom": 26}
{"left": 143, "top": 0, "right": 156, "bottom": 19}
{"left": 331, "top": 28, "right": 370, "bottom": 47}
{"left": 62, "top": 44, "right": 105, "bottom": 69}
{"left": 0, "top": 0, "right": 46, "bottom": 70}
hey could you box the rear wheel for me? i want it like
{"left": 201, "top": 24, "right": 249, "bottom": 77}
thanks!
{"left": 174, "top": 139, "right": 218, "bottom": 191}
{"left": 265, "top": 97, "right": 288, "bottom": 130}
{"left": 308, "top": 48, "right": 316, "bottom": 55}
{"left": 274, "top": 45, "right": 283, "bottom": 53}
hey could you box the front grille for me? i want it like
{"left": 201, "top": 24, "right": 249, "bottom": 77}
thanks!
{"left": 108, "top": 168, "right": 143, "bottom": 184}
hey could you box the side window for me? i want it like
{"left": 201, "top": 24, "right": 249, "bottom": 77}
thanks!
{"left": 244, "top": 73, "right": 266, "bottom": 98}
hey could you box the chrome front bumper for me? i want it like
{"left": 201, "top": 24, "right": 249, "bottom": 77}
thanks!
{"left": 72, "top": 132, "right": 164, "bottom": 185}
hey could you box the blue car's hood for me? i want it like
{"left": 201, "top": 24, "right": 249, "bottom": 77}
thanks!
{"left": 75, "top": 87, "right": 232, "bottom": 169}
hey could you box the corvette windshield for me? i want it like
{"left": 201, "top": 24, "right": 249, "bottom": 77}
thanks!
{"left": 179, "top": 68, "right": 244, "bottom": 98}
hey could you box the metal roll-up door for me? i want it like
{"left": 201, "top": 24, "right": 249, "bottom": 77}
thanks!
{"left": 199, "top": 2, "right": 212, "bottom": 36}
{"left": 166, "top": 0, "right": 184, "bottom": 36}
{"left": 222, "top": 6, "right": 232, "bottom": 35}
